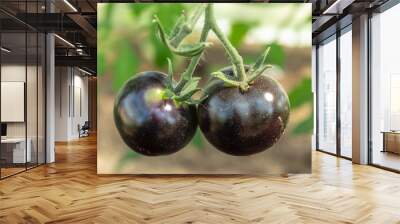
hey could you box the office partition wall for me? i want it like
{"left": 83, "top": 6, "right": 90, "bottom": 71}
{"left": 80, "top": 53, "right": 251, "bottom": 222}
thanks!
{"left": 0, "top": 1, "right": 46, "bottom": 179}
{"left": 1, "top": 31, "right": 28, "bottom": 177}
{"left": 315, "top": 23, "right": 353, "bottom": 159}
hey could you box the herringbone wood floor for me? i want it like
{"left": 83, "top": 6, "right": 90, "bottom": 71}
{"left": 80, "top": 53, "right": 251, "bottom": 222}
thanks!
{"left": 1, "top": 135, "right": 400, "bottom": 224}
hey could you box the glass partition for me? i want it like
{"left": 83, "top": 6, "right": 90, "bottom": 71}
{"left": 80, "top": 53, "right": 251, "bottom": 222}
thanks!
{"left": 1, "top": 30, "right": 28, "bottom": 177}
{"left": 26, "top": 0, "right": 44, "bottom": 169}
{"left": 38, "top": 32, "right": 45, "bottom": 165}
{"left": 27, "top": 30, "right": 38, "bottom": 169}
{"left": 317, "top": 35, "right": 337, "bottom": 154}
{"left": 0, "top": 2, "right": 46, "bottom": 179}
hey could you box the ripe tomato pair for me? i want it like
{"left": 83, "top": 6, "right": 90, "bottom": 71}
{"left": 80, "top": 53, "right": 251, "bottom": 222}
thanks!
{"left": 113, "top": 68, "right": 290, "bottom": 156}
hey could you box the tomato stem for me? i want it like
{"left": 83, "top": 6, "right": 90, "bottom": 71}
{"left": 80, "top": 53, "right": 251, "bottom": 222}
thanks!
{"left": 206, "top": 4, "right": 247, "bottom": 83}
{"left": 169, "top": 4, "right": 206, "bottom": 48}
{"left": 166, "top": 3, "right": 252, "bottom": 97}
{"left": 174, "top": 17, "right": 211, "bottom": 93}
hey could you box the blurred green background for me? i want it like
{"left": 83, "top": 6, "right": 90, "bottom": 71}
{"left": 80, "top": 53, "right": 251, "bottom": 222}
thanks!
{"left": 97, "top": 3, "right": 312, "bottom": 174}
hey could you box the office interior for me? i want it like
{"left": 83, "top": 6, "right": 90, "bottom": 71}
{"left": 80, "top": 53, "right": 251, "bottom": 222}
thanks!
{"left": 312, "top": 0, "right": 400, "bottom": 172}
{"left": 0, "top": 0, "right": 97, "bottom": 179}
{"left": 0, "top": 0, "right": 398, "bottom": 177}
{"left": 0, "top": 0, "right": 400, "bottom": 222}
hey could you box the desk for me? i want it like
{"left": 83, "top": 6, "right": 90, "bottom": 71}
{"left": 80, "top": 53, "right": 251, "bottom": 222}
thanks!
{"left": 382, "top": 131, "right": 400, "bottom": 154}
{"left": 1, "top": 138, "right": 31, "bottom": 163}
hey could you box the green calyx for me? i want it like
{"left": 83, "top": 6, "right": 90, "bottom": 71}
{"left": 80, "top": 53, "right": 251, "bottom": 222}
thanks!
{"left": 162, "top": 58, "right": 202, "bottom": 105}
{"left": 204, "top": 4, "right": 272, "bottom": 93}
{"left": 247, "top": 46, "right": 273, "bottom": 83}
{"left": 211, "top": 46, "right": 272, "bottom": 92}
{"left": 153, "top": 4, "right": 210, "bottom": 105}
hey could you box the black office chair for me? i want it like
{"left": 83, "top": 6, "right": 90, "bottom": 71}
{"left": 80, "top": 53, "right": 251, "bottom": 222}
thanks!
{"left": 78, "top": 121, "right": 90, "bottom": 138}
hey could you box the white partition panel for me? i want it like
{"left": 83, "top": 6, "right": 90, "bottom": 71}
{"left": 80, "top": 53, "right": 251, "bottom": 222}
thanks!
{"left": 1, "top": 82, "right": 25, "bottom": 122}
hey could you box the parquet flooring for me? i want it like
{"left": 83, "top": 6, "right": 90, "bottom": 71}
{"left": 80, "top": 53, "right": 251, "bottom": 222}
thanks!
{"left": 1, "top": 135, "right": 400, "bottom": 223}
{"left": 0, "top": 167, "right": 26, "bottom": 178}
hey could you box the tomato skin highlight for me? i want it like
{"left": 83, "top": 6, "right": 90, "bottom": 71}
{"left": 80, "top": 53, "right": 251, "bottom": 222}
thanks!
{"left": 114, "top": 71, "right": 197, "bottom": 156}
{"left": 198, "top": 69, "right": 290, "bottom": 156}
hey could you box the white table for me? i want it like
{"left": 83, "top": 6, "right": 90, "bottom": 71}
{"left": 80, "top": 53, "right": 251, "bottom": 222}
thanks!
{"left": 1, "top": 138, "right": 31, "bottom": 163}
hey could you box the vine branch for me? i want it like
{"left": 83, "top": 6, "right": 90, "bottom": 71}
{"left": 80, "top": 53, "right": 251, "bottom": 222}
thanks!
{"left": 206, "top": 4, "right": 247, "bottom": 85}
{"left": 174, "top": 24, "right": 210, "bottom": 93}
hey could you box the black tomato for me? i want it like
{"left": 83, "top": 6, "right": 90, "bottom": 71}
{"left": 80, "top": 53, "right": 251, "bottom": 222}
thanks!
{"left": 114, "top": 71, "right": 197, "bottom": 156}
{"left": 197, "top": 68, "right": 290, "bottom": 156}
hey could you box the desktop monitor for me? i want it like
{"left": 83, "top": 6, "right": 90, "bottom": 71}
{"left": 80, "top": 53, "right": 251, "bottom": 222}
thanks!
{"left": 1, "top": 123, "right": 7, "bottom": 137}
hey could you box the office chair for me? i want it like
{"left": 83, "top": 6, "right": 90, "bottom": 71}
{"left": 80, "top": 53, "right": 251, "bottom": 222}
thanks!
{"left": 79, "top": 121, "right": 90, "bottom": 138}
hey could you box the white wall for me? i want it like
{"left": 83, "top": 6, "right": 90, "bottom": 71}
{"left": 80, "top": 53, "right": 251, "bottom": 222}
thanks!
{"left": 55, "top": 67, "right": 69, "bottom": 141}
{"left": 72, "top": 73, "right": 89, "bottom": 138}
{"left": 54, "top": 67, "right": 89, "bottom": 141}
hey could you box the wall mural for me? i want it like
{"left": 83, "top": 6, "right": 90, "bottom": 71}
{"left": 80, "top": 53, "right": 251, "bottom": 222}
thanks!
{"left": 97, "top": 3, "right": 312, "bottom": 174}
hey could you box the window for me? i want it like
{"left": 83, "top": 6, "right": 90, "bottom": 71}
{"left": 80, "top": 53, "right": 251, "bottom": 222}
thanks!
{"left": 370, "top": 3, "right": 400, "bottom": 171}
{"left": 317, "top": 35, "right": 337, "bottom": 154}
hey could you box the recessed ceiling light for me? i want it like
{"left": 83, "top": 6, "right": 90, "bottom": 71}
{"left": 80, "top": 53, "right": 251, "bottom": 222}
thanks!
{"left": 63, "top": 0, "right": 78, "bottom": 12}
{"left": 54, "top": 34, "right": 75, "bottom": 48}
{"left": 78, "top": 67, "right": 93, "bottom": 76}
{"left": 1, "top": 47, "right": 11, "bottom": 53}
{"left": 323, "top": 0, "right": 354, "bottom": 15}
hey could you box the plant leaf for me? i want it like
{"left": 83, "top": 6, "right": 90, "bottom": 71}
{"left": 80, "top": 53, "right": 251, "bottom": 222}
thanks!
{"left": 180, "top": 77, "right": 201, "bottom": 96}
{"left": 169, "top": 4, "right": 206, "bottom": 47}
{"left": 166, "top": 58, "right": 174, "bottom": 89}
{"left": 288, "top": 77, "right": 312, "bottom": 109}
{"left": 191, "top": 128, "right": 203, "bottom": 150}
{"left": 173, "top": 42, "right": 210, "bottom": 57}
{"left": 149, "top": 4, "right": 185, "bottom": 68}
{"left": 154, "top": 15, "right": 209, "bottom": 57}
{"left": 97, "top": 51, "right": 106, "bottom": 76}
{"left": 129, "top": 3, "right": 149, "bottom": 17}
{"left": 211, "top": 71, "right": 241, "bottom": 87}
{"left": 228, "top": 21, "right": 258, "bottom": 48}
{"left": 163, "top": 88, "right": 175, "bottom": 99}
{"left": 292, "top": 113, "right": 313, "bottom": 134}
{"left": 112, "top": 41, "right": 139, "bottom": 92}
{"left": 252, "top": 46, "right": 271, "bottom": 72}
{"left": 169, "top": 12, "right": 186, "bottom": 39}
{"left": 115, "top": 149, "right": 140, "bottom": 171}
{"left": 150, "top": 29, "right": 173, "bottom": 68}
{"left": 247, "top": 64, "right": 272, "bottom": 83}
{"left": 268, "top": 42, "right": 285, "bottom": 68}
{"left": 153, "top": 15, "right": 170, "bottom": 47}
{"left": 174, "top": 88, "right": 201, "bottom": 101}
